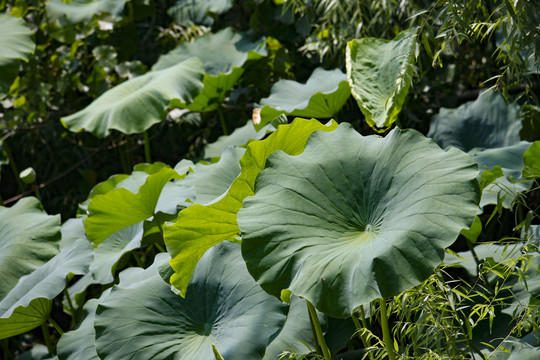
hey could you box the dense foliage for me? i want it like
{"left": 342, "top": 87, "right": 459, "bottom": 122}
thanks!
{"left": 0, "top": 0, "right": 539, "bottom": 359}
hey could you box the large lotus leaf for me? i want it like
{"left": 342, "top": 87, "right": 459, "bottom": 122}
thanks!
{"left": 0, "top": 198, "right": 61, "bottom": 301}
{"left": 153, "top": 28, "right": 267, "bottom": 112}
{"left": 0, "top": 13, "right": 34, "bottom": 99}
{"left": 168, "top": 0, "right": 233, "bottom": 27}
{"left": 0, "top": 239, "right": 93, "bottom": 339}
{"left": 46, "top": 0, "right": 128, "bottom": 23}
{"left": 164, "top": 118, "right": 338, "bottom": 296}
{"left": 472, "top": 142, "right": 533, "bottom": 208}
{"left": 256, "top": 68, "right": 350, "bottom": 128}
{"left": 346, "top": 28, "right": 417, "bottom": 132}
{"left": 238, "top": 124, "right": 481, "bottom": 318}
{"left": 85, "top": 166, "right": 181, "bottom": 244}
{"left": 62, "top": 57, "right": 205, "bottom": 137}
{"left": 95, "top": 242, "right": 287, "bottom": 360}
{"left": 204, "top": 120, "right": 274, "bottom": 158}
{"left": 428, "top": 90, "right": 521, "bottom": 152}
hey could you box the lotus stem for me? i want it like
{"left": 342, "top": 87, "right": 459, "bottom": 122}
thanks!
{"left": 212, "top": 343, "right": 225, "bottom": 360}
{"left": 379, "top": 298, "right": 396, "bottom": 360}
{"left": 47, "top": 315, "right": 64, "bottom": 336}
{"left": 63, "top": 287, "right": 77, "bottom": 327}
{"left": 306, "top": 300, "right": 332, "bottom": 360}
{"left": 143, "top": 131, "right": 152, "bottom": 163}
{"left": 217, "top": 107, "right": 229, "bottom": 135}
{"left": 41, "top": 323, "right": 54, "bottom": 355}
{"left": 354, "top": 307, "right": 375, "bottom": 360}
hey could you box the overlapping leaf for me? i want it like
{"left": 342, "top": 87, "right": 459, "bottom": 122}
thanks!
{"left": 428, "top": 90, "right": 532, "bottom": 208}
{"left": 95, "top": 242, "right": 287, "bottom": 360}
{"left": 346, "top": 28, "right": 417, "bottom": 132}
{"left": 256, "top": 68, "right": 350, "bottom": 128}
{"left": 85, "top": 165, "right": 181, "bottom": 244}
{"left": 0, "top": 198, "right": 61, "bottom": 301}
{"left": 0, "top": 13, "right": 34, "bottom": 99}
{"left": 153, "top": 27, "right": 267, "bottom": 112}
{"left": 428, "top": 91, "right": 522, "bottom": 152}
{"left": 238, "top": 124, "right": 480, "bottom": 317}
{"left": 0, "top": 239, "right": 93, "bottom": 339}
{"left": 46, "top": 0, "right": 128, "bottom": 23}
{"left": 168, "top": 0, "right": 233, "bottom": 26}
{"left": 164, "top": 118, "right": 338, "bottom": 296}
{"left": 204, "top": 120, "right": 274, "bottom": 158}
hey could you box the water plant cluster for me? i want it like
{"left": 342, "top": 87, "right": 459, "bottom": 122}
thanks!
{"left": 0, "top": 0, "right": 539, "bottom": 359}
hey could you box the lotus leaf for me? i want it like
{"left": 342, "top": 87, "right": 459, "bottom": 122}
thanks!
{"left": 0, "top": 198, "right": 61, "bottom": 301}
{"left": 346, "top": 28, "right": 417, "bottom": 132}
{"left": 0, "top": 239, "right": 93, "bottom": 339}
{"left": 168, "top": 0, "right": 233, "bottom": 26}
{"left": 62, "top": 57, "right": 205, "bottom": 137}
{"left": 153, "top": 27, "right": 267, "bottom": 112}
{"left": 256, "top": 68, "right": 350, "bottom": 128}
{"left": 238, "top": 124, "right": 480, "bottom": 317}
{"left": 46, "top": 0, "right": 128, "bottom": 24}
{"left": 94, "top": 242, "right": 288, "bottom": 360}
{"left": 428, "top": 91, "right": 532, "bottom": 208}
{"left": 0, "top": 13, "right": 34, "bottom": 99}
{"left": 428, "top": 90, "right": 521, "bottom": 152}
{"left": 85, "top": 166, "right": 181, "bottom": 244}
{"left": 204, "top": 120, "right": 274, "bottom": 158}
{"left": 180, "top": 146, "right": 245, "bottom": 205}
{"left": 164, "top": 118, "right": 338, "bottom": 296}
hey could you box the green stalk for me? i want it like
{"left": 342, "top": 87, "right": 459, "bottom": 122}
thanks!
{"left": 212, "top": 343, "right": 225, "bottom": 360}
{"left": 379, "top": 298, "right": 396, "bottom": 360}
{"left": 355, "top": 307, "right": 375, "bottom": 360}
{"left": 41, "top": 323, "right": 54, "bottom": 355}
{"left": 48, "top": 315, "right": 64, "bottom": 335}
{"left": 143, "top": 131, "right": 152, "bottom": 163}
{"left": 306, "top": 300, "right": 332, "bottom": 360}
{"left": 217, "top": 107, "right": 229, "bottom": 135}
{"left": 63, "top": 287, "right": 77, "bottom": 327}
